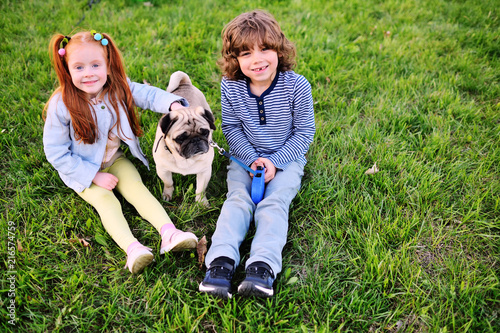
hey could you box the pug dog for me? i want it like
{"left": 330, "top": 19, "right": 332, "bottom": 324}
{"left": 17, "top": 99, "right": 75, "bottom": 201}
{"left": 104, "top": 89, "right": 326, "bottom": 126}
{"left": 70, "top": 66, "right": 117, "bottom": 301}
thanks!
{"left": 153, "top": 71, "right": 216, "bottom": 206}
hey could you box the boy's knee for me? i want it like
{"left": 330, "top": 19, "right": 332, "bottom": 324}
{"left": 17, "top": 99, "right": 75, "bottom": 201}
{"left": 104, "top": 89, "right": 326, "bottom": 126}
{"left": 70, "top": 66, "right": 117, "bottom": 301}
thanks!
{"left": 227, "top": 188, "right": 253, "bottom": 204}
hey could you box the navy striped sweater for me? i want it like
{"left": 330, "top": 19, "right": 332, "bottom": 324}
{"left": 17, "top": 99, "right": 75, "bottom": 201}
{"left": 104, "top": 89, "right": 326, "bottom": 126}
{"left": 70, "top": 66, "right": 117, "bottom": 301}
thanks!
{"left": 221, "top": 71, "right": 316, "bottom": 170}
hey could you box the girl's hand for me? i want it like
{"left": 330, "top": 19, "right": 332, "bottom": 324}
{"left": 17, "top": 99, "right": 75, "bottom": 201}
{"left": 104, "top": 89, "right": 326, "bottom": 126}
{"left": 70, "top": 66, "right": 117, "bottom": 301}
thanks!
{"left": 92, "top": 172, "right": 119, "bottom": 190}
{"left": 170, "top": 102, "right": 184, "bottom": 111}
{"left": 250, "top": 157, "right": 276, "bottom": 183}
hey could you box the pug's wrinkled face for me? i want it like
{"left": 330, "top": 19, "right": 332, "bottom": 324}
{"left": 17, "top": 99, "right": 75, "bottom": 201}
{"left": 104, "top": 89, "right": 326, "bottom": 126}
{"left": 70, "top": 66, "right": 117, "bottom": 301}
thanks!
{"left": 160, "top": 106, "right": 216, "bottom": 159}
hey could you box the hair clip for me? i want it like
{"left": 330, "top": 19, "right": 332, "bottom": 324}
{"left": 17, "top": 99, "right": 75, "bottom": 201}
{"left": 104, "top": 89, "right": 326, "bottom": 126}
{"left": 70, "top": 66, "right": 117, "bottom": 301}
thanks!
{"left": 58, "top": 36, "right": 70, "bottom": 57}
{"left": 90, "top": 29, "right": 109, "bottom": 46}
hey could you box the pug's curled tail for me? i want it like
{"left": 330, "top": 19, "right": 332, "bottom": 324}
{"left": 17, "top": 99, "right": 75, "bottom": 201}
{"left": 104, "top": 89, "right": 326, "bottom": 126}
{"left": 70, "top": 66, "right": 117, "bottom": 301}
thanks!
{"left": 166, "top": 71, "right": 192, "bottom": 92}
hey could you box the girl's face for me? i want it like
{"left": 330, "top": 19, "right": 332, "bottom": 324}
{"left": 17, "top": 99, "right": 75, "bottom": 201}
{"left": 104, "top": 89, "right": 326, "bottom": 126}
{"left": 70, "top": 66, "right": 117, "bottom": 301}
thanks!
{"left": 66, "top": 42, "right": 109, "bottom": 99}
{"left": 237, "top": 43, "right": 278, "bottom": 90}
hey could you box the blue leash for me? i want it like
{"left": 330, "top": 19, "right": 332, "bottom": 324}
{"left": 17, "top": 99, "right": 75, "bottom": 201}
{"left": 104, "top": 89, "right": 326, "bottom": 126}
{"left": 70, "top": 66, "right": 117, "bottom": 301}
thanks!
{"left": 210, "top": 140, "right": 265, "bottom": 204}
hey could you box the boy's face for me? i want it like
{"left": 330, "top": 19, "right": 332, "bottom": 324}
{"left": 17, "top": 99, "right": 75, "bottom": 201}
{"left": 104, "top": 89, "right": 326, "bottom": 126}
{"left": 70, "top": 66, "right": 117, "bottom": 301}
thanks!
{"left": 237, "top": 43, "right": 278, "bottom": 89}
{"left": 66, "top": 42, "right": 109, "bottom": 99}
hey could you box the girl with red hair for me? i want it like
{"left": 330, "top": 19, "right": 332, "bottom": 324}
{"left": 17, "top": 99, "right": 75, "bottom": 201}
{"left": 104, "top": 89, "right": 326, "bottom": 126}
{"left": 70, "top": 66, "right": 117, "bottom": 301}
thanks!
{"left": 43, "top": 30, "right": 198, "bottom": 274}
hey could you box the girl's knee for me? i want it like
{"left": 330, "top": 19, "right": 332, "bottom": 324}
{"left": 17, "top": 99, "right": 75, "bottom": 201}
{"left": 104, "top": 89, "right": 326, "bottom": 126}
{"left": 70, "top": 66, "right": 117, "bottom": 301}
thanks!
{"left": 117, "top": 179, "right": 146, "bottom": 193}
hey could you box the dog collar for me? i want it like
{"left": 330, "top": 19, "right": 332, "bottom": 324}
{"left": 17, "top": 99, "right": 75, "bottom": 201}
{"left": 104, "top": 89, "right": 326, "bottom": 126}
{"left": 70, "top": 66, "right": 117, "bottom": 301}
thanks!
{"left": 154, "top": 135, "right": 172, "bottom": 154}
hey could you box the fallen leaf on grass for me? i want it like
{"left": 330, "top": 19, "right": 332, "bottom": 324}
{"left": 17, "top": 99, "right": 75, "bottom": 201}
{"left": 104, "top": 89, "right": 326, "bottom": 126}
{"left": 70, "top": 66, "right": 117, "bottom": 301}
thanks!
{"left": 69, "top": 238, "right": 91, "bottom": 247}
{"left": 196, "top": 235, "right": 207, "bottom": 269}
{"left": 395, "top": 320, "right": 404, "bottom": 332}
{"left": 143, "top": 2, "right": 153, "bottom": 7}
{"left": 365, "top": 163, "right": 379, "bottom": 175}
{"left": 17, "top": 240, "right": 23, "bottom": 252}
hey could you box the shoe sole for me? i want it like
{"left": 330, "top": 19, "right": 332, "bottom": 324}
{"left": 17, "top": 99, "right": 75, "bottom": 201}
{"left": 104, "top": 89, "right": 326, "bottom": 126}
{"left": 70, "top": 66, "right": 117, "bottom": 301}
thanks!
{"left": 199, "top": 283, "right": 232, "bottom": 299}
{"left": 131, "top": 253, "right": 154, "bottom": 274}
{"left": 160, "top": 238, "right": 198, "bottom": 254}
{"left": 237, "top": 281, "right": 273, "bottom": 297}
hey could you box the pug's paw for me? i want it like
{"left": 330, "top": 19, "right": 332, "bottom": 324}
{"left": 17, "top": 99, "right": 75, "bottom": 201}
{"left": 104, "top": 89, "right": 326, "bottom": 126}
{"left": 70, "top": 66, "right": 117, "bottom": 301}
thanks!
{"left": 162, "top": 186, "right": 174, "bottom": 201}
{"left": 196, "top": 195, "right": 210, "bottom": 208}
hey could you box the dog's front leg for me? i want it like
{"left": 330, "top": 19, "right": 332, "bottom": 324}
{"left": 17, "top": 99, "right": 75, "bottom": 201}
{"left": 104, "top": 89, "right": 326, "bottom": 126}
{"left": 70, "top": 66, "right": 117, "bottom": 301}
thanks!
{"left": 195, "top": 167, "right": 212, "bottom": 207}
{"left": 157, "top": 168, "right": 174, "bottom": 201}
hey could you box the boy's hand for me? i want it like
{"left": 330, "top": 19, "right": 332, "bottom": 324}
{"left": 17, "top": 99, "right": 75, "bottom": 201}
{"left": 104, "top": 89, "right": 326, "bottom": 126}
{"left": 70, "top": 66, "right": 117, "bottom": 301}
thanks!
{"left": 93, "top": 172, "right": 119, "bottom": 190}
{"left": 250, "top": 157, "right": 276, "bottom": 183}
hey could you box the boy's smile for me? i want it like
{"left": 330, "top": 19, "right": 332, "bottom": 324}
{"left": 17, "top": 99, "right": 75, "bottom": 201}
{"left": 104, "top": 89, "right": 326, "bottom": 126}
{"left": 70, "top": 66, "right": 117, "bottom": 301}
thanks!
{"left": 252, "top": 65, "right": 269, "bottom": 73}
{"left": 237, "top": 43, "right": 278, "bottom": 95}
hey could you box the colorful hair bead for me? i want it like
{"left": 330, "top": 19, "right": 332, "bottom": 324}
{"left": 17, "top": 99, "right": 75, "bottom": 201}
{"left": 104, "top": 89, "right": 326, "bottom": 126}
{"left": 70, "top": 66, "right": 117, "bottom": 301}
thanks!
{"left": 58, "top": 36, "right": 70, "bottom": 57}
{"left": 90, "top": 30, "right": 108, "bottom": 46}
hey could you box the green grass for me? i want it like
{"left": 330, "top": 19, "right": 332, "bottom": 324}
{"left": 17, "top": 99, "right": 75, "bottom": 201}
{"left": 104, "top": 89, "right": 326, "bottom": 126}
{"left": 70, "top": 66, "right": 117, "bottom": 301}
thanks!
{"left": 1, "top": 0, "right": 499, "bottom": 331}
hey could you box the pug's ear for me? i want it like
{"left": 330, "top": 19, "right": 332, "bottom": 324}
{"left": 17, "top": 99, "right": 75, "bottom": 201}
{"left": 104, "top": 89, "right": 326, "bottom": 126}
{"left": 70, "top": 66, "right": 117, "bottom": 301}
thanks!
{"left": 160, "top": 114, "right": 177, "bottom": 134}
{"left": 203, "top": 110, "right": 216, "bottom": 130}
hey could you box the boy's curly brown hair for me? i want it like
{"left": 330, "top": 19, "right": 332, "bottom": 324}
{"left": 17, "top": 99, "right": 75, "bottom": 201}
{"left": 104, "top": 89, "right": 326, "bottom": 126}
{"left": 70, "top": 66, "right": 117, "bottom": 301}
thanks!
{"left": 218, "top": 10, "right": 296, "bottom": 81}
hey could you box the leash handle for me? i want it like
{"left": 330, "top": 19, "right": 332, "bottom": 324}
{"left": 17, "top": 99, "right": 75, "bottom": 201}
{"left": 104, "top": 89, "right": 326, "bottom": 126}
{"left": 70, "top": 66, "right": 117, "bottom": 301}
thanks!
{"left": 251, "top": 166, "right": 265, "bottom": 204}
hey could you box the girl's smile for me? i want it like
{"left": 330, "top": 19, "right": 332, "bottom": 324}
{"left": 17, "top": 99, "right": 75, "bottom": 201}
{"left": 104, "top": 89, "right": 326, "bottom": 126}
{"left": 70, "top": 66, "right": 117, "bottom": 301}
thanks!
{"left": 66, "top": 42, "right": 109, "bottom": 99}
{"left": 83, "top": 80, "right": 99, "bottom": 86}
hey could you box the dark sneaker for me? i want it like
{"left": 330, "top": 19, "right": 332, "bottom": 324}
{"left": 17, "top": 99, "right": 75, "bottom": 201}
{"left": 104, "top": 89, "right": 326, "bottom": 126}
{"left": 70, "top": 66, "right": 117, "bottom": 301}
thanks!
{"left": 199, "top": 256, "right": 235, "bottom": 299}
{"left": 237, "top": 261, "right": 275, "bottom": 297}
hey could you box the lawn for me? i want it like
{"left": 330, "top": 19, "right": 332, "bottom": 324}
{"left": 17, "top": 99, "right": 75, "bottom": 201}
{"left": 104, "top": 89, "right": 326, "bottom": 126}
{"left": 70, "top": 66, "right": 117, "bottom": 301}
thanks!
{"left": 0, "top": 0, "right": 499, "bottom": 332}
